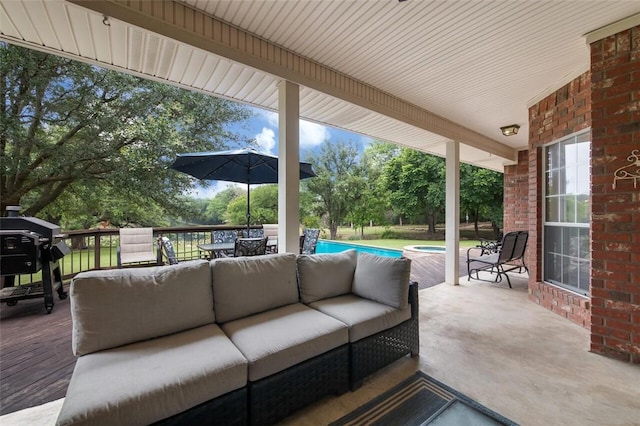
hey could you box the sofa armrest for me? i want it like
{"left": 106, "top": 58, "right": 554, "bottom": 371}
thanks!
{"left": 409, "top": 281, "right": 419, "bottom": 319}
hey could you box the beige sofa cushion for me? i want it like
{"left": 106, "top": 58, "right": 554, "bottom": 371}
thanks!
{"left": 297, "top": 250, "right": 357, "bottom": 304}
{"left": 70, "top": 260, "right": 214, "bottom": 356}
{"left": 352, "top": 253, "right": 412, "bottom": 309}
{"left": 309, "top": 294, "right": 411, "bottom": 342}
{"left": 222, "top": 303, "right": 348, "bottom": 381}
{"left": 56, "top": 324, "right": 247, "bottom": 426}
{"left": 211, "top": 253, "right": 298, "bottom": 323}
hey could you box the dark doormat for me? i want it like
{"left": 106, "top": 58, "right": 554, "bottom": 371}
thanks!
{"left": 330, "top": 371, "right": 518, "bottom": 426}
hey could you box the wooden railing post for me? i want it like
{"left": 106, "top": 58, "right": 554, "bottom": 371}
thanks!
{"left": 94, "top": 233, "right": 101, "bottom": 270}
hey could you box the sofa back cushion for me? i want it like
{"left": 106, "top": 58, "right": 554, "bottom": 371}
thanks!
{"left": 297, "top": 250, "right": 357, "bottom": 304}
{"left": 70, "top": 260, "right": 214, "bottom": 356}
{"left": 212, "top": 253, "right": 299, "bottom": 323}
{"left": 352, "top": 253, "right": 412, "bottom": 309}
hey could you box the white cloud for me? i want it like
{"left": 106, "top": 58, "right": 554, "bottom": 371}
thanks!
{"left": 300, "top": 120, "right": 330, "bottom": 148}
{"left": 257, "top": 110, "right": 330, "bottom": 149}
{"left": 255, "top": 127, "right": 276, "bottom": 154}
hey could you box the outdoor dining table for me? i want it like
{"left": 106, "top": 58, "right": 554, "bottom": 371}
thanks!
{"left": 197, "top": 242, "right": 235, "bottom": 260}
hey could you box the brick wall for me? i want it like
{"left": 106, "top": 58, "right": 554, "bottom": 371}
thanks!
{"left": 503, "top": 149, "right": 533, "bottom": 272}
{"left": 525, "top": 73, "right": 592, "bottom": 329}
{"left": 503, "top": 149, "right": 529, "bottom": 232}
{"left": 589, "top": 26, "right": 640, "bottom": 363}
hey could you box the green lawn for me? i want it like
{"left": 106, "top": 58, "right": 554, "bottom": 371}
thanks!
{"left": 331, "top": 225, "right": 487, "bottom": 249}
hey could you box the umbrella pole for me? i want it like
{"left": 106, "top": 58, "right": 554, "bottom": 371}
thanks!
{"left": 246, "top": 182, "right": 251, "bottom": 233}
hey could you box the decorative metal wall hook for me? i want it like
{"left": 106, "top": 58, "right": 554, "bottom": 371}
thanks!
{"left": 102, "top": 15, "right": 111, "bottom": 26}
{"left": 612, "top": 149, "right": 640, "bottom": 189}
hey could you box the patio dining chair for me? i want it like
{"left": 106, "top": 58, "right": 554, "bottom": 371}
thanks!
{"left": 157, "top": 236, "right": 179, "bottom": 265}
{"left": 211, "top": 230, "right": 238, "bottom": 258}
{"left": 117, "top": 227, "right": 158, "bottom": 267}
{"left": 300, "top": 228, "right": 320, "bottom": 255}
{"left": 242, "top": 228, "right": 265, "bottom": 238}
{"left": 234, "top": 237, "right": 268, "bottom": 257}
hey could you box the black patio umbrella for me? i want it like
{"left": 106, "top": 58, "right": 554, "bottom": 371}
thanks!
{"left": 170, "top": 148, "right": 316, "bottom": 230}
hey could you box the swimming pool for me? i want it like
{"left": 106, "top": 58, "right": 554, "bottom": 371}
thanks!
{"left": 315, "top": 240, "right": 403, "bottom": 258}
{"left": 403, "top": 245, "right": 446, "bottom": 254}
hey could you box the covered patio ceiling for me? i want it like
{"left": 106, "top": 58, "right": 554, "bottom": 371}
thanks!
{"left": 1, "top": 1, "right": 639, "bottom": 172}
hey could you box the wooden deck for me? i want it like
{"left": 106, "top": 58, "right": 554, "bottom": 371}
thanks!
{"left": 0, "top": 251, "right": 469, "bottom": 415}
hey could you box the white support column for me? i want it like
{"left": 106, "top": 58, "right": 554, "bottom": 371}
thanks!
{"left": 277, "top": 81, "right": 300, "bottom": 254}
{"left": 445, "top": 140, "right": 460, "bottom": 285}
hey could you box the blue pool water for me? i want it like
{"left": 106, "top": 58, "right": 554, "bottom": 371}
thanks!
{"left": 404, "top": 245, "right": 446, "bottom": 254}
{"left": 315, "top": 240, "right": 403, "bottom": 258}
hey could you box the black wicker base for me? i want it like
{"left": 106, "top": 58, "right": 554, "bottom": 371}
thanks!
{"left": 249, "top": 344, "right": 350, "bottom": 425}
{"left": 350, "top": 283, "right": 420, "bottom": 390}
{"left": 153, "top": 386, "right": 247, "bottom": 426}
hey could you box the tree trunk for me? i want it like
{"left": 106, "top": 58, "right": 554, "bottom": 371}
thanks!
{"left": 330, "top": 222, "right": 338, "bottom": 239}
{"left": 427, "top": 214, "right": 436, "bottom": 235}
{"left": 71, "top": 236, "right": 87, "bottom": 250}
{"left": 491, "top": 221, "right": 501, "bottom": 240}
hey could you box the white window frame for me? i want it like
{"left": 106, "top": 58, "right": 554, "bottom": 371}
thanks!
{"left": 542, "top": 129, "right": 591, "bottom": 296}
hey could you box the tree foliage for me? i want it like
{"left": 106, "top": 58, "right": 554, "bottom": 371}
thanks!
{"left": 205, "top": 186, "right": 244, "bottom": 224}
{"left": 348, "top": 142, "right": 392, "bottom": 237}
{"left": 460, "top": 164, "right": 504, "bottom": 238}
{"left": 383, "top": 148, "right": 446, "bottom": 234}
{"left": 223, "top": 184, "right": 280, "bottom": 226}
{"left": 304, "top": 141, "right": 364, "bottom": 239}
{"left": 0, "top": 44, "right": 252, "bottom": 228}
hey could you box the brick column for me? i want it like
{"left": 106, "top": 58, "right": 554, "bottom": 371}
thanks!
{"left": 589, "top": 26, "right": 640, "bottom": 363}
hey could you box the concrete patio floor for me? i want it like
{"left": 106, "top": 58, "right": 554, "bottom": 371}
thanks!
{"left": 283, "top": 273, "right": 640, "bottom": 426}
{"left": 3, "top": 273, "right": 639, "bottom": 425}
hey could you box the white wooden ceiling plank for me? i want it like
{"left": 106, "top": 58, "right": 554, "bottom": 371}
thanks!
{"left": 252, "top": 1, "right": 301, "bottom": 39}
{"left": 108, "top": 20, "right": 128, "bottom": 68}
{"left": 167, "top": 44, "right": 192, "bottom": 82}
{"left": 22, "top": 0, "right": 60, "bottom": 49}
{"left": 222, "top": 68, "right": 254, "bottom": 98}
{"left": 0, "top": 2, "right": 22, "bottom": 39}
{"left": 239, "top": 74, "right": 277, "bottom": 104}
{"left": 203, "top": 59, "right": 233, "bottom": 92}
{"left": 271, "top": 1, "right": 326, "bottom": 49}
{"left": 180, "top": 49, "right": 207, "bottom": 86}
{"left": 1, "top": 0, "right": 41, "bottom": 44}
{"left": 87, "top": 12, "right": 111, "bottom": 63}
{"left": 126, "top": 26, "right": 145, "bottom": 72}
{"left": 155, "top": 39, "right": 177, "bottom": 79}
{"left": 66, "top": 5, "right": 96, "bottom": 59}
{"left": 192, "top": 54, "right": 219, "bottom": 89}
{"left": 142, "top": 33, "right": 163, "bottom": 75}
{"left": 214, "top": 63, "right": 247, "bottom": 94}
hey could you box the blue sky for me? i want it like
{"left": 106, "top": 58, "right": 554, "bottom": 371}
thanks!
{"left": 189, "top": 105, "right": 373, "bottom": 199}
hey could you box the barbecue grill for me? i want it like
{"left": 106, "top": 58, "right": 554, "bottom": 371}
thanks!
{"left": 0, "top": 206, "right": 69, "bottom": 313}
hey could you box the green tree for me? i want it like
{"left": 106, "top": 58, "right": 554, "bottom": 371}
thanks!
{"left": 460, "top": 164, "right": 504, "bottom": 238}
{"left": 205, "top": 186, "right": 244, "bottom": 224}
{"left": 348, "top": 142, "right": 392, "bottom": 237}
{"left": 383, "top": 148, "right": 446, "bottom": 235}
{"left": 248, "top": 185, "right": 278, "bottom": 224}
{"left": 305, "top": 141, "right": 364, "bottom": 239}
{"left": 224, "top": 185, "right": 279, "bottom": 226}
{"left": 0, "top": 44, "right": 252, "bottom": 228}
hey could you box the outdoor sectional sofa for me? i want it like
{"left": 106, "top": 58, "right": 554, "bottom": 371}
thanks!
{"left": 56, "top": 250, "right": 419, "bottom": 426}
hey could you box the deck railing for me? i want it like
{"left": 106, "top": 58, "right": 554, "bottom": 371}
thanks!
{"left": 5, "top": 225, "right": 260, "bottom": 286}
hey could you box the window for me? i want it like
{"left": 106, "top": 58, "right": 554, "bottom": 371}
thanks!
{"left": 543, "top": 131, "right": 590, "bottom": 295}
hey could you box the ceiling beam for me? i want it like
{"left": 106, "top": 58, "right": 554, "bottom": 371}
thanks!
{"left": 69, "top": 0, "right": 516, "bottom": 162}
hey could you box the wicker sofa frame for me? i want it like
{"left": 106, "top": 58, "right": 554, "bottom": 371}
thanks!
{"left": 350, "top": 281, "right": 420, "bottom": 390}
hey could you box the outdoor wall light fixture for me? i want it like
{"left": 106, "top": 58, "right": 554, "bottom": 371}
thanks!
{"left": 500, "top": 124, "right": 520, "bottom": 136}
